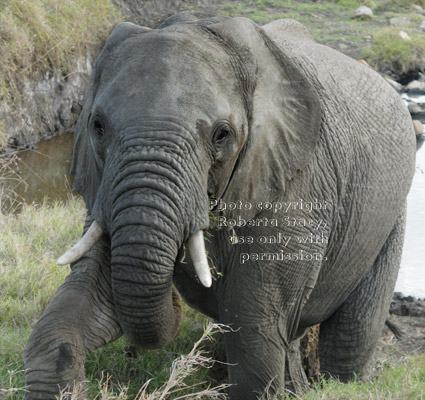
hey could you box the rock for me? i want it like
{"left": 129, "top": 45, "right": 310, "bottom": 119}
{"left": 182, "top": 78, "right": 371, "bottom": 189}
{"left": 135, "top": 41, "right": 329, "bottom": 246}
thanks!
{"left": 390, "top": 17, "right": 411, "bottom": 26}
{"left": 391, "top": 301, "right": 425, "bottom": 317}
{"left": 420, "top": 20, "right": 425, "bottom": 32}
{"left": 406, "top": 80, "right": 425, "bottom": 94}
{"left": 413, "top": 120, "right": 424, "bottom": 135}
{"left": 399, "top": 31, "right": 411, "bottom": 41}
{"left": 408, "top": 102, "right": 424, "bottom": 114}
{"left": 351, "top": 6, "right": 373, "bottom": 19}
{"left": 337, "top": 43, "right": 349, "bottom": 52}
{"left": 386, "top": 78, "right": 403, "bottom": 92}
{"left": 393, "top": 292, "right": 410, "bottom": 301}
{"left": 390, "top": 294, "right": 425, "bottom": 317}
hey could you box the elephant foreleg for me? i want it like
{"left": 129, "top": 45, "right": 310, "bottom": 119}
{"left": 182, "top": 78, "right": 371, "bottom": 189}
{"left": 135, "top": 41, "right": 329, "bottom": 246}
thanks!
{"left": 319, "top": 211, "right": 405, "bottom": 380}
{"left": 222, "top": 321, "right": 287, "bottom": 400}
{"left": 24, "top": 237, "right": 122, "bottom": 399}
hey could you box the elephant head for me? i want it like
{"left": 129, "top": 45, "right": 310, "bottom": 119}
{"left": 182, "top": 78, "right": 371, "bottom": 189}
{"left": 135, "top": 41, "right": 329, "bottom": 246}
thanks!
{"left": 58, "top": 14, "right": 321, "bottom": 349}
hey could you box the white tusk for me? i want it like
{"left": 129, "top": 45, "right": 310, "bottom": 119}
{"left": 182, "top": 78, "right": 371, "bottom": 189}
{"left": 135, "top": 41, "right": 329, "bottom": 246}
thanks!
{"left": 187, "top": 230, "right": 212, "bottom": 288}
{"left": 57, "top": 220, "right": 103, "bottom": 265}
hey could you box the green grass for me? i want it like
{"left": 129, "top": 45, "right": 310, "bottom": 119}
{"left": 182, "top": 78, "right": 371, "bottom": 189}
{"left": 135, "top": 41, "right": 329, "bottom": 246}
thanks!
{"left": 362, "top": 26, "right": 425, "bottom": 74}
{"left": 220, "top": 0, "right": 348, "bottom": 24}
{"left": 0, "top": 198, "right": 84, "bottom": 392}
{"left": 297, "top": 354, "right": 425, "bottom": 399}
{"left": 0, "top": 196, "right": 221, "bottom": 398}
{"left": 219, "top": 0, "right": 425, "bottom": 74}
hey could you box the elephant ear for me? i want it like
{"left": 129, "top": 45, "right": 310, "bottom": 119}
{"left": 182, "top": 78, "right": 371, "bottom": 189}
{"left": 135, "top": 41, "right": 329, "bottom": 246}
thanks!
{"left": 71, "top": 22, "right": 151, "bottom": 211}
{"left": 213, "top": 18, "right": 322, "bottom": 219}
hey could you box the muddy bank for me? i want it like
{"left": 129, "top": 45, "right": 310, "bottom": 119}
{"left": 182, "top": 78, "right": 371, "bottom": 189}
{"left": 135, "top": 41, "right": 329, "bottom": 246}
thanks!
{"left": 0, "top": 56, "right": 93, "bottom": 151}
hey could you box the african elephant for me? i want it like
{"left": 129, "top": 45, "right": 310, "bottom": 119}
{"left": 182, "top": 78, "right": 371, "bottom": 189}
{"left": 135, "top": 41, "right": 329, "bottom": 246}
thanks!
{"left": 24, "top": 12, "right": 416, "bottom": 399}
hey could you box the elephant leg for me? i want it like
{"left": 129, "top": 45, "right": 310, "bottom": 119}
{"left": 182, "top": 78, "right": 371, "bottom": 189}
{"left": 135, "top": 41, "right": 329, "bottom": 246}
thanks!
{"left": 24, "top": 238, "right": 122, "bottom": 399}
{"left": 285, "top": 337, "right": 310, "bottom": 394}
{"left": 222, "top": 321, "right": 287, "bottom": 400}
{"left": 319, "top": 211, "right": 405, "bottom": 380}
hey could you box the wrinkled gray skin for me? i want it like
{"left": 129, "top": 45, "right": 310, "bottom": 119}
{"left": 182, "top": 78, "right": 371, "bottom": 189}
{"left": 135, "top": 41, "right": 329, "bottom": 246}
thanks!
{"left": 24, "top": 13, "right": 416, "bottom": 399}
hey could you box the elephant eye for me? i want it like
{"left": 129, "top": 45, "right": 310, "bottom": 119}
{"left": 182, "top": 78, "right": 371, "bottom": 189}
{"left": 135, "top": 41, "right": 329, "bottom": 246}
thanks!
{"left": 93, "top": 119, "right": 105, "bottom": 138}
{"left": 213, "top": 122, "right": 233, "bottom": 144}
{"left": 215, "top": 128, "right": 230, "bottom": 142}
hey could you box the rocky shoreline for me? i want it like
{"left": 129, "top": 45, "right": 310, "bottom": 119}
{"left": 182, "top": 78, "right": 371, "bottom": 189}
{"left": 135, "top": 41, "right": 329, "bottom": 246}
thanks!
{"left": 373, "top": 294, "right": 425, "bottom": 372}
{"left": 391, "top": 292, "right": 425, "bottom": 317}
{"left": 385, "top": 74, "right": 425, "bottom": 147}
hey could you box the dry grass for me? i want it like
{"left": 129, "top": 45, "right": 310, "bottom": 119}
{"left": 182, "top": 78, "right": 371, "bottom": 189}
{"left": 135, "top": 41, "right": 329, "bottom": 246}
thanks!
{"left": 0, "top": 0, "right": 121, "bottom": 105}
{"left": 55, "top": 323, "right": 231, "bottom": 400}
{"left": 0, "top": 152, "right": 26, "bottom": 213}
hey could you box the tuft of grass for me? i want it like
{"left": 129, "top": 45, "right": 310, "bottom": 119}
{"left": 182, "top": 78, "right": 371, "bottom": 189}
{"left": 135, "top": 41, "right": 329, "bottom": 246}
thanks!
{"left": 0, "top": 198, "right": 85, "bottom": 392}
{"left": 0, "top": 152, "right": 26, "bottom": 214}
{"left": 134, "top": 323, "right": 231, "bottom": 400}
{"left": 373, "top": 0, "right": 425, "bottom": 11}
{"left": 55, "top": 323, "right": 230, "bottom": 400}
{"left": 296, "top": 353, "right": 425, "bottom": 400}
{"left": 83, "top": 306, "right": 219, "bottom": 397}
{"left": 362, "top": 26, "right": 425, "bottom": 74}
{"left": 0, "top": 0, "right": 121, "bottom": 104}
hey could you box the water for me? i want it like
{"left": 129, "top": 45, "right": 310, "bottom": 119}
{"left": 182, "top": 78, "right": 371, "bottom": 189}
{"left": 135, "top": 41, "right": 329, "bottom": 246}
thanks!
{"left": 395, "top": 145, "right": 425, "bottom": 298}
{"left": 2, "top": 132, "right": 424, "bottom": 297}
{"left": 10, "top": 133, "right": 75, "bottom": 206}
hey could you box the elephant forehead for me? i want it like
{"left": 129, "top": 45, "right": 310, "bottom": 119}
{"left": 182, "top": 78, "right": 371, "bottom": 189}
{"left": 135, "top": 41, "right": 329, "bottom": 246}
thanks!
{"left": 97, "top": 28, "right": 235, "bottom": 90}
{"left": 92, "top": 29, "right": 248, "bottom": 124}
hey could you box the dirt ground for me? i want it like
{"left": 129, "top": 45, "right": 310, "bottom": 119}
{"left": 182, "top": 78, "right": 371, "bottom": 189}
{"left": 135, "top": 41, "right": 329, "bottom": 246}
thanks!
{"left": 112, "top": 0, "right": 223, "bottom": 27}
{"left": 373, "top": 296, "right": 425, "bottom": 370}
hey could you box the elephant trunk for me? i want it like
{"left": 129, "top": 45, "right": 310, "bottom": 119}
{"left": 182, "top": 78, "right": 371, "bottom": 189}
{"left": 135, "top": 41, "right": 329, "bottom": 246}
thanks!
{"left": 111, "top": 201, "right": 181, "bottom": 348}
{"left": 107, "top": 131, "right": 209, "bottom": 347}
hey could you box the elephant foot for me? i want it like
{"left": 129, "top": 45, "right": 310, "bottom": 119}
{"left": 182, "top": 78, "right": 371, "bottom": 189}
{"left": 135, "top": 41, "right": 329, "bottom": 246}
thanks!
{"left": 24, "top": 340, "right": 87, "bottom": 400}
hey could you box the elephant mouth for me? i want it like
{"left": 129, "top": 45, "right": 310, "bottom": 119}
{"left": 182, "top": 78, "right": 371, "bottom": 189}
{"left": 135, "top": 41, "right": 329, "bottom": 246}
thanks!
{"left": 57, "top": 220, "right": 212, "bottom": 287}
